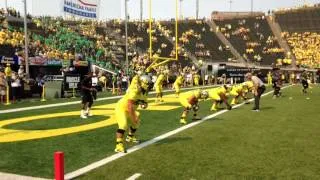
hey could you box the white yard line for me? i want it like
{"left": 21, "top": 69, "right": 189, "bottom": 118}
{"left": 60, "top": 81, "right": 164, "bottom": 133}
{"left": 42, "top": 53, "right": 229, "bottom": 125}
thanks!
{"left": 64, "top": 85, "right": 292, "bottom": 180}
{"left": 126, "top": 173, "right": 142, "bottom": 180}
{"left": 0, "top": 85, "right": 216, "bottom": 114}
{"left": 0, "top": 172, "right": 49, "bottom": 180}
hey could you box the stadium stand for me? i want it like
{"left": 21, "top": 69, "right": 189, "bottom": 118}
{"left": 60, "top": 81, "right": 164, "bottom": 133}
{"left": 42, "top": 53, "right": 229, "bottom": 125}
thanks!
{"left": 214, "top": 16, "right": 285, "bottom": 66}
{"left": 275, "top": 4, "right": 320, "bottom": 68}
{"left": 161, "top": 19, "right": 234, "bottom": 62}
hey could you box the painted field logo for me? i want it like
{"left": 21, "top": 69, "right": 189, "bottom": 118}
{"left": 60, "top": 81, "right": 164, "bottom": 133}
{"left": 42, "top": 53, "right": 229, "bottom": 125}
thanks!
{"left": 0, "top": 96, "right": 179, "bottom": 142}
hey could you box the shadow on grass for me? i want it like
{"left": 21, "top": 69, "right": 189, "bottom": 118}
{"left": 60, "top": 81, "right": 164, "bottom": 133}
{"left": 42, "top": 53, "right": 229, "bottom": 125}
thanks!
{"left": 206, "top": 117, "right": 225, "bottom": 122}
{"left": 155, "top": 136, "right": 192, "bottom": 145}
{"left": 260, "top": 106, "right": 275, "bottom": 110}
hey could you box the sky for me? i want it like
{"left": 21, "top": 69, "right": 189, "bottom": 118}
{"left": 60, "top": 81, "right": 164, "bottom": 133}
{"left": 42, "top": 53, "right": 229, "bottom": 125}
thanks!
{"left": 0, "top": 0, "right": 319, "bottom": 20}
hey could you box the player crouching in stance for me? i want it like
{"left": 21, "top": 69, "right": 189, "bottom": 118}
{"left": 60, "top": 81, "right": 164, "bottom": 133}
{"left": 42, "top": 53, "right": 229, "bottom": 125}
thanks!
{"left": 114, "top": 75, "right": 151, "bottom": 153}
{"left": 179, "top": 90, "right": 209, "bottom": 124}
{"left": 173, "top": 74, "right": 184, "bottom": 97}
{"left": 229, "top": 83, "right": 249, "bottom": 105}
{"left": 209, "top": 85, "right": 232, "bottom": 111}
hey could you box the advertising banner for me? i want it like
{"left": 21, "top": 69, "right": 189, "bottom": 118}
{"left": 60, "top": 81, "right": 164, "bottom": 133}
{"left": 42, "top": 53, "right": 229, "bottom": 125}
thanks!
{"left": 65, "top": 74, "right": 81, "bottom": 90}
{"left": 73, "top": 60, "right": 88, "bottom": 67}
{"left": 29, "top": 57, "right": 63, "bottom": 66}
{"left": 63, "top": 0, "right": 99, "bottom": 19}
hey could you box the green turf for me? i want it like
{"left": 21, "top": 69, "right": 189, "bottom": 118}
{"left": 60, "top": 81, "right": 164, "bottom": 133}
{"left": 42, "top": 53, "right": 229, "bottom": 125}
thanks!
{"left": 0, "top": 86, "right": 214, "bottom": 178}
{"left": 1, "top": 85, "right": 319, "bottom": 179}
{"left": 79, "top": 85, "right": 320, "bottom": 180}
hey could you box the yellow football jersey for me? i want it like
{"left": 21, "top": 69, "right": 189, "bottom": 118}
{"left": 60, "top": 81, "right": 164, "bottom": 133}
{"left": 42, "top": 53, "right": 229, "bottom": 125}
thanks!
{"left": 208, "top": 86, "right": 227, "bottom": 101}
{"left": 118, "top": 86, "right": 147, "bottom": 111}
{"left": 155, "top": 74, "right": 165, "bottom": 86}
{"left": 231, "top": 84, "right": 244, "bottom": 93}
{"left": 194, "top": 74, "right": 200, "bottom": 80}
{"left": 174, "top": 76, "right": 184, "bottom": 85}
{"left": 128, "top": 75, "right": 140, "bottom": 89}
{"left": 209, "top": 86, "right": 227, "bottom": 95}
{"left": 180, "top": 90, "right": 201, "bottom": 108}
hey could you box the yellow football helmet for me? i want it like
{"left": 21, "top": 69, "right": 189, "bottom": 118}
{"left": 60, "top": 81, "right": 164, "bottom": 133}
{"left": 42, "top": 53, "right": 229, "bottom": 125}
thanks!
{"left": 200, "top": 90, "right": 209, "bottom": 99}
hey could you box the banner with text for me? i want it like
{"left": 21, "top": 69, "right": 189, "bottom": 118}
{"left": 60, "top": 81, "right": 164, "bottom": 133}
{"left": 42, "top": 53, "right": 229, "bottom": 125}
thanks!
{"left": 63, "top": 0, "right": 99, "bottom": 19}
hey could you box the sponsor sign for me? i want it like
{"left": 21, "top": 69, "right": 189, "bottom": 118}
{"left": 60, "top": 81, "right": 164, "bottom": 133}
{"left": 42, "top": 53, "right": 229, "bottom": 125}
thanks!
{"left": 63, "top": 0, "right": 99, "bottom": 18}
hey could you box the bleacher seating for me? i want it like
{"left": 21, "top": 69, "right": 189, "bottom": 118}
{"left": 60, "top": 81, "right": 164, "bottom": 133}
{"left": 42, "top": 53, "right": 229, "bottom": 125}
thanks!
{"left": 275, "top": 5, "right": 320, "bottom": 68}
{"left": 215, "top": 16, "right": 285, "bottom": 66}
{"left": 275, "top": 5, "right": 320, "bottom": 33}
{"left": 161, "top": 20, "right": 234, "bottom": 62}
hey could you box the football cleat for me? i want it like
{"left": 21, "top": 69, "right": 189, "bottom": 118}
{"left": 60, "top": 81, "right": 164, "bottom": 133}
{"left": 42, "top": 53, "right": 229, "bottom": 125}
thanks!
{"left": 192, "top": 117, "right": 201, "bottom": 121}
{"left": 126, "top": 135, "right": 140, "bottom": 143}
{"left": 210, "top": 107, "right": 218, "bottom": 111}
{"left": 114, "top": 143, "right": 126, "bottom": 153}
{"left": 86, "top": 110, "right": 93, "bottom": 117}
{"left": 180, "top": 118, "right": 187, "bottom": 125}
{"left": 80, "top": 110, "right": 88, "bottom": 119}
{"left": 80, "top": 114, "right": 88, "bottom": 119}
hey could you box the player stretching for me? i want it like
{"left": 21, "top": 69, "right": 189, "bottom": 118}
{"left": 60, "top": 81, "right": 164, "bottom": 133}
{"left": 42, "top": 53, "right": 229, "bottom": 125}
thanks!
{"left": 154, "top": 73, "right": 165, "bottom": 102}
{"left": 173, "top": 74, "right": 184, "bottom": 97}
{"left": 179, "top": 90, "right": 209, "bottom": 124}
{"left": 114, "top": 75, "right": 151, "bottom": 153}
{"left": 209, "top": 85, "right": 232, "bottom": 111}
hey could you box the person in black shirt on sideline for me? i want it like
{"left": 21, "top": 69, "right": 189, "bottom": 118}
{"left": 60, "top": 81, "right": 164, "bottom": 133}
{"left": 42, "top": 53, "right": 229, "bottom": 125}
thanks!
{"left": 80, "top": 72, "right": 96, "bottom": 119}
{"left": 301, "top": 70, "right": 309, "bottom": 94}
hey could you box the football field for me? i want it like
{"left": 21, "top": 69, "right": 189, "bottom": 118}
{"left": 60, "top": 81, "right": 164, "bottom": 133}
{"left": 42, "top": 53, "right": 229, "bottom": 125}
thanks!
{"left": 0, "top": 85, "right": 320, "bottom": 179}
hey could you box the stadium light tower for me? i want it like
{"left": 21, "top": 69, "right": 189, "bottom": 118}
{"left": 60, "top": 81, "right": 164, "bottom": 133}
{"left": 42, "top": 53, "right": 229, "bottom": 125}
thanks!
{"left": 196, "top": 0, "right": 199, "bottom": 19}
{"left": 228, "top": 0, "right": 233, "bottom": 11}
{"left": 251, "top": 0, "right": 254, "bottom": 15}
{"left": 23, "top": 0, "right": 29, "bottom": 77}
{"left": 5, "top": 0, "right": 8, "bottom": 11}
{"left": 140, "top": 0, "right": 143, "bottom": 21}
{"left": 180, "top": 0, "right": 183, "bottom": 19}
{"left": 125, "top": 0, "right": 129, "bottom": 75}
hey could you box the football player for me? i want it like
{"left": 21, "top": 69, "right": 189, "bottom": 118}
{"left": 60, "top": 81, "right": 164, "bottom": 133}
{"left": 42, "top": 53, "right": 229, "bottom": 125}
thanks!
{"left": 229, "top": 83, "right": 248, "bottom": 105}
{"left": 114, "top": 75, "right": 151, "bottom": 153}
{"left": 193, "top": 73, "right": 201, "bottom": 86}
{"left": 179, "top": 89, "right": 209, "bottom": 124}
{"left": 242, "top": 81, "right": 254, "bottom": 100}
{"left": 209, "top": 85, "right": 232, "bottom": 111}
{"left": 301, "top": 70, "right": 309, "bottom": 94}
{"left": 173, "top": 74, "right": 184, "bottom": 97}
{"left": 154, "top": 73, "right": 165, "bottom": 102}
{"left": 80, "top": 72, "right": 96, "bottom": 118}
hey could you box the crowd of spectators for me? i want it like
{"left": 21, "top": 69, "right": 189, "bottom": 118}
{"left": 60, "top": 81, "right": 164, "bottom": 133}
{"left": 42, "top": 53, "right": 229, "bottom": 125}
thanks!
{"left": 1, "top": 6, "right": 320, "bottom": 103}
{"left": 215, "top": 16, "right": 286, "bottom": 65}
{"left": 282, "top": 32, "right": 320, "bottom": 68}
{"left": 160, "top": 19, "right": 234, "bottom": 62}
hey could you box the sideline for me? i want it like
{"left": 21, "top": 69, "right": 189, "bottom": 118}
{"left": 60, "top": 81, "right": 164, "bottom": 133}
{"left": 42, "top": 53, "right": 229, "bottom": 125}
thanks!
{"left": 0, "top": 85, "right": 216, "bottom": 114}
{"left": 64, "top": 85, "right": 292, "bottom": 179}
